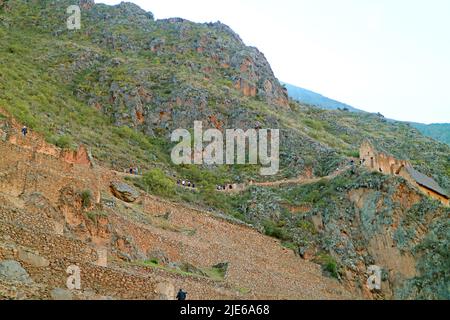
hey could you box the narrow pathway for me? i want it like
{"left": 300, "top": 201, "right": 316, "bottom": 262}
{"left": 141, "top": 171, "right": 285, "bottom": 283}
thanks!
{"left": 219, "top": 165, "right": 352, "bottom": 193}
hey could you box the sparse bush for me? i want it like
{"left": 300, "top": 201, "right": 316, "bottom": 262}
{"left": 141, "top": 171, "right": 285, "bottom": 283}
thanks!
{"left": 263, "top": 220, "right": 290, "bottom": 241}
{"left": 54, "top": 135, "right": 74, "bottom": 149}
{"left": 297, "top": 220, "right": 316, "bottom": 234}
{"left": 86, "top": 210, "right": 108, "bottom": 225}
{"left": 80, "top": 190, "right": 93, "bottom": 209}
{"left": 282, "top": 242, "right": 298, "bottom": 252}
{"left": 315, "top": 253, "right": 341, "bottom": 279}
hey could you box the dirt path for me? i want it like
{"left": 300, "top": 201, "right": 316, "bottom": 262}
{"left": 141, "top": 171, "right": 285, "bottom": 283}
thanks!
{"left": 219, "top": 166, "right": 351, "bottom": 193}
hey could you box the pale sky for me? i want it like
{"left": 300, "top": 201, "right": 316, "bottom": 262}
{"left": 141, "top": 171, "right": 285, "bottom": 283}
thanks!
{"left": 97, "top": 0, "right": 450, "bottom": 124}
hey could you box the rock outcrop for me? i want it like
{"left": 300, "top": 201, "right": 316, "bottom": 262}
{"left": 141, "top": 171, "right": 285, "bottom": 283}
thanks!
{"left": 0, "top": 260, "right": 32, "bottom": 284}
{"left": 110, "top": 182, "right": 140, "bottom": 203}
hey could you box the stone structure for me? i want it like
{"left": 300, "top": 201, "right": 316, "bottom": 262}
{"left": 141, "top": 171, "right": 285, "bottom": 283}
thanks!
{"left": 360, "top": 140, "right": 449, "bottom": 206}
{"left": 360, "top": 140, "right": 410, "bottom": 175}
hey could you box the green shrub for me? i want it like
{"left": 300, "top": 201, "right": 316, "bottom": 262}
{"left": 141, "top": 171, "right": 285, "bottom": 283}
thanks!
{"left": 297, "top": 220, "right": 316, "bottom": 234}
{"left": 263, "top": 220, "right": 290, "bottom": 241}
{"left": 303, "top": 118, "right": 324, "bottom": 131}
{"left": 302, "top": 189, "right": 321, "bottom": 204}
{"left": 142, "top": 168, "right": 175, "bottom": 197}
{"left": 346, "top": 150, "right": 360, "bottom": 158}
{"left": 315, "top": 253, "right": 341, "bottom": 279}
{"left": 54, "top": 135, "right": 74, "bottom": 149}
{"left": 80, "top": 190, "right": 93, "bottom": 209}
{"left": 282, "top": 242, "right": 298, "bottom": 252}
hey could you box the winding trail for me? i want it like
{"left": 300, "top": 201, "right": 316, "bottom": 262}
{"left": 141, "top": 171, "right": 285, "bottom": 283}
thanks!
{"left": 219, "top": 165, "right": 352, "bottom": 193}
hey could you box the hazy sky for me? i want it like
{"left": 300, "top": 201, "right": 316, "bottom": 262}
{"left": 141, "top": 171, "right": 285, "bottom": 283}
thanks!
{"left": 97, "top": 0, "right": 450, "bottom": 123}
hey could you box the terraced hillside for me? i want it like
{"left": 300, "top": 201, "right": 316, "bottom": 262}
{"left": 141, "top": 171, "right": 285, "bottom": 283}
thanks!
{"left": 0, "top": 113, "right": 353, "bottom": 300}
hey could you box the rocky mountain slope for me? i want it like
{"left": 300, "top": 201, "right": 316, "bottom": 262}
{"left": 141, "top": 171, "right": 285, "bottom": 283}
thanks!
{"left": 0, "top": 0, "right": 449, "bottom": 300}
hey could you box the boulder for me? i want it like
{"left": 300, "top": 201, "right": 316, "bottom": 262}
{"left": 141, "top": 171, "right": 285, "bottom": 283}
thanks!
{"left": 0, "top": 260, "right": 32, "bottom": 284}
{"left": 110, "top": 181, "right": 140, "bottom": 203}
{"left": 0, "top": 129, "right": 7, "bottom": 142}
{"left": 154, "top": 282, "right": 175, "bottom": 300}
{"left": 18, "top": 249, "right": 50, "bottom": 268}
{"left": 178, "top": 262, "right": 208, "bottom": 277}
{"left": 51, "top": 288, "right": 74, "bottom": 300}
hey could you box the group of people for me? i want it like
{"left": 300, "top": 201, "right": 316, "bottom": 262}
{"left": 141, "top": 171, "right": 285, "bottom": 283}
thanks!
{"left": 349, "top": 159, "right": 366, "bottom": 166}
{"left": 128, "top": 167, "right": 139, "bottom": 175}
{"left": 177, "top": 179, "right": 196, "bottom": 189}
{"left": 216, "top": 185, "right": 233, "bottom": 191}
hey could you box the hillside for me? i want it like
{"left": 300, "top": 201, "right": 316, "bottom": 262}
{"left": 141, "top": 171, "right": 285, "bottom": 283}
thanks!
{"left": 409, "top": 123, "right": 450, "bottom": 146}
{"left": 0, "top": 118, "right": 353, "bottom": 300}
{"left": 0, "top": 0, "right": 449, "bottom": 300}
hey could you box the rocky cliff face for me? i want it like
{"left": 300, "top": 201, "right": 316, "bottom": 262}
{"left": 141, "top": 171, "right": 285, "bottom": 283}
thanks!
{"left": 237, "top": 169, "right": 450, "bottom": 299}
{"left": 22, "top": 1, "right": 289, "bottom": 136}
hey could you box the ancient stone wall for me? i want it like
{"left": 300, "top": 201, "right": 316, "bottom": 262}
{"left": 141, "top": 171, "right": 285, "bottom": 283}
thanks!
{"left": 360, "top": 140, "right": 409, "bottom": 175}
{"left": 361, "top": 141, "right": 448, "bottom": 206}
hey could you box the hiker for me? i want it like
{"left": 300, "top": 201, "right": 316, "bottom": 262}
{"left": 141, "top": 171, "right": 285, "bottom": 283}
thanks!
{"left": 187, "top": 181, "right": 191, "bottom": 187}
{"left": 176, "top": 289, "right": 187, "bottom": 301}
{"left": 129, "top": 167, "right": 133, "bottom": 174}
{"left": 133, "top": 168, "right": 138, "bottom": 175}
{"left": 192, "top": 183, "right": 195, "bottom": 188}
{"left": 21, "top": 126, "right": 28, "bottom": 137}
{"left": 182, "top": 180, "right": 186, "bottom": 186}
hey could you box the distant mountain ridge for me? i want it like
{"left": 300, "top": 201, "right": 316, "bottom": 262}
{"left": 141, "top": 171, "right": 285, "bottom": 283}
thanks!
{"left": 283, "top": 82, "right": 450, "bottom": 146}
{"left": 409, "top": 123, "right": 450, "bottom": 145}
{"left": 281, "top": 82, "right": 362, "bottom": 112}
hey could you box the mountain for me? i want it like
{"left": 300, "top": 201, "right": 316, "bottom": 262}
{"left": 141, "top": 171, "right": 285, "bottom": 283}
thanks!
{"left": 0, "top": 0, "right": 449, "bottom": 300}
{"left": 283, "top": 83, "right": 450, "bottom": 146}
{"left": 282, "top": 82, "right": 362, "bottom": 112}
{"left": 409, "top": 123, "right": 450, "bottom": 145}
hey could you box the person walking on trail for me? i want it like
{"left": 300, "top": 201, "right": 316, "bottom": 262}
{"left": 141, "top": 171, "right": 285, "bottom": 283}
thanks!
{"left": 176, "top": 289, "right": 187, "bottom": 301}
{"left": 21, "top": 126, "right": 28, "bottom": 137}
{"left": 129, "top": 167, "right": 133, "bottom": 174}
